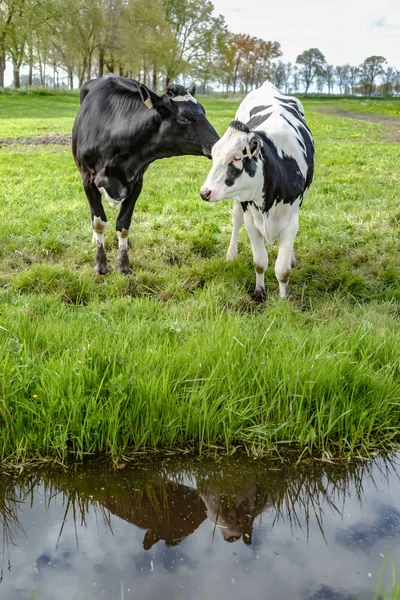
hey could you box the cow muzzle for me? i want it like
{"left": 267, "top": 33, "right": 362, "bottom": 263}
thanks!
{"left": 200, "top": 187, "right": 212, "bottom": 201}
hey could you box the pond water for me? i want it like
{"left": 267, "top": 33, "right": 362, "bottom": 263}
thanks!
{"left": 0, "top": 454, "right": 399, "bottom": 600}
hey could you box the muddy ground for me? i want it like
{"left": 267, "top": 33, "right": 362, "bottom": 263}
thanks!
{"left": 0, "top": 134, "right": 71, "bottom": 146}
{"left": 314, "top": 105, "right": 400, "bottom": 141}
{"left": 1, "top": 107, "right": 399, "bottom": 145}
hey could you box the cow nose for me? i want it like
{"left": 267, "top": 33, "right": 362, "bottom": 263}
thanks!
{"left": 200, "top": 188, "right": 211, "bottom": 201}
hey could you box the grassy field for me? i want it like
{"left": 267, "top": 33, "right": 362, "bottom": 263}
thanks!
{"left": 0, "top": 91, "right": 399, "bottom": 462}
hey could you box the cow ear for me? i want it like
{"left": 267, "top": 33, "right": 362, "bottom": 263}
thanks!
{"left": 249, "top": 134, "right": 261, "bottom": 158}
{"left": 143, "top": 529, "right": 159, "bottom": 550}
{"left": 139, "top": 84, "right": 163, "bottom": 111}
{"left": 187, "top": 85, "right": 196, "bottom": 97}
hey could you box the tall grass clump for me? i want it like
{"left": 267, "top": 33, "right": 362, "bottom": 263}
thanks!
{"left": 0, "top": 293, "right": 399, "bottom": 461}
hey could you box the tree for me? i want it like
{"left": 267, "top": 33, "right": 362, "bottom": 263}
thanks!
{"left": 296, "top": 47, "right": 326, "bottom": 94}
{"left": 0, "top": 0, "right": 19, "bottom": 87}
{"left": 6, "top": 0, "right": 53, "bottom": 88}
{"left": 163, "top": 0, "right": 214, "bottom": 86}
{"left": 360, "top": 55, "right": 386, "bottom": 96}
{"left": 379, "top": 66, "right": 397, "bottom": 96}
{"left": 322, "top": 63, "right": 335, "bottom": 94}
{"left": 283, "top": 62, "right": 292, "bottom": 93}
{"left": 230, "top": 33, "right": 252, "bottom": 93}
{"left": 215, "top": 31, "right": 236, "bottom": 93}
{"left": 228, "top": 35, "right": 281, "bottom": 93}
{"left": 316, "top": 75, "right": 324, "bottom": 93}
{"left": 393, "top": 70, "right": 400, "bottom": 95}
{"left": 189, "top": 14, "right": 227, "bottom": 93}
{"left": 97, "top": 0, "right": 126, "bottom": 77}
{"left": 7, "top": 1, "right": 27, "bottom": 88}
{"left": 271, "top": 60, "right": 287, "bottom": 90}
{"left": 335, "top": 64, "right": 350, "bottom": 95}
{"left": 348, "top": 65, "right": 359, "bottom": 95}
{"left": 253, "top": 39, "right": 281, "bottom": 88}
{"left": 292, "top": 65, "right": 300, "bottom": 92}
{"left": 121, "top": 0, "right": 173, "bottom": 86}
{"left": 237, "top": 35, "right": 256, "bottom": 92}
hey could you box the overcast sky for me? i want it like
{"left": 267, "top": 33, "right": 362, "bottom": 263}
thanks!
{"left": 211, "top": 0, "right": 400, "bottom": 67}
{"left": 4, "top": 0, "right": 399, "bottom": 85}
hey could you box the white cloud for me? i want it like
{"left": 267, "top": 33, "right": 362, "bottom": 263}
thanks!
{"left": 212, "top": 0, "right": 400, "bottom": 66}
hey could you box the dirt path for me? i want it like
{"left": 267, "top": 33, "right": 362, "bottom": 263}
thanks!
{"left": 0, "top": 134, "right": 71, "bottom": 146}
{"left": 314, "top": 105, "right": 400, "bottom": 141}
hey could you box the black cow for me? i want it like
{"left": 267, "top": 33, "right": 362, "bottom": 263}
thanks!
{"left": 72, "top": 75, "right": 219, "bottom": 274}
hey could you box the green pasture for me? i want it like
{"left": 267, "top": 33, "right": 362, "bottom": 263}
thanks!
{"left": 0, "top": 92, "right": 399, "bottom": 462}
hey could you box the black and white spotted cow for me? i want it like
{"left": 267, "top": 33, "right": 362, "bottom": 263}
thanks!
{"left": 200, "top": 81, "right": 314, "bottom": 300}
{"left": 72, "top": 74, "right": 219, "bottom": 275}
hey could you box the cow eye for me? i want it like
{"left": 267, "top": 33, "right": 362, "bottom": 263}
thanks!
{"left": 232, "top": 156, "right": 242, "bottom": 162}
{"left": 180, "top": 117, "right": 193, "bottom": 124}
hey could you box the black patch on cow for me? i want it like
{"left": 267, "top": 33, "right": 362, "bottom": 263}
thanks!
{"left": 281, "top": 115, "right": 306, "bottom": 152}
{"left": 246, "top": 112, "right": 272, "bottom": 131}
{"left": 281, "top": 114, "right": 297, "bottom": 133}
{"left": 255, "top": 131, "right": 314, "bottom": 214}
{"left": 243, "top": 147, "right": 248, "bottom": 155}
{"left": 280, "top": 103, "right": 305, "bottom": 122}
{"left": 275, "top": 96, "right": 301, "bottom": 111}
{"left": 229, "top": 120, "right": 250, "bottom": 134}
{"left": 240, "top": 201, "right": 254, "bottom": 212}
{"left": 297, "top": 123, "right": 315, "bottom": 189}
{"left": 249, "top": 105, "right": 272, "bottom": 117}
{"left": 225, "top": 163, "right": 242, "bottom": 187}
{"left": 243, "top": 156, "right": 257, "bottom": 178}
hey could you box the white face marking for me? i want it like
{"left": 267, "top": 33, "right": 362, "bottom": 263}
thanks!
{"left": 98, "top": 187, "right": 124, "bottom": 209}
{"left": 201, "top": 126, "right": 263, "bottom": 203}
{"left": 171, "top": 94, "right": 198, "bottom": 104}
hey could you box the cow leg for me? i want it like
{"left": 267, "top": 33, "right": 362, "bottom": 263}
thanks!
{"left": 83, "top": 180, "right": 109, "bottom": 275}
{"left": 226, "top": 201, "right": 244, "bottom": 260}
{"left": 275, "top": 214, "right": 299, "bottom": 299}
{"left": 243, "top": 210, "right": 268, "bottom": 301}
{"left": 291, "top": 249, "right": 297, "bottom": 269}
{"left": 116, "top": 175, "right": 144, "bottom": 275}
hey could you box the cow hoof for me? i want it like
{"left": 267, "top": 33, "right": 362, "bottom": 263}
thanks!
{"left": 118, "top": 253, "right": 132, "bottom": 275}
{"left": 279, "top": 282, "right": 289, "bottom": 299}
{"left": 119, "top": 265, "right": 132, "bottom": 275}
{"left": 95, "top": 245, "right": 108, "bottom": 275}
{"left": 94, "top": 263, "right": 109, "bottom": 275}
{"left": 226, "top": 247, "right": 238, "bottom": 261}
{"left": 252, "top": 286, "right": 267, "bottom": 302}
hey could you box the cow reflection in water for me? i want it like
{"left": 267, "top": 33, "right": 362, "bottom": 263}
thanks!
{"left": 69, "top": 463, "right": 276, "bottom": 550}
{"left": 98, "top": 480, "right": 207, "bottom": 550}
{"left": 0, "top": 457, "right": 378, "bottom": 562}
{"left": 197, "top": 473, "right": 275, "bottom": 545}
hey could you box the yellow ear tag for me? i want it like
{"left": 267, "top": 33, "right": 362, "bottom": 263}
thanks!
{"left": 144, "top": 98, "right": 153, "bottom": 109}
{"left": 252, "top": 148, "right": 258, "bottom": 157}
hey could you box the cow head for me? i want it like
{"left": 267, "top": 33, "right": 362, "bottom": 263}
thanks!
{"left": 200, "top": 120, "right": 263, "bottom": 202}
{"left": 139, "top": 83, "right": 219, "bottom": 159}
{"left": 200, "top": 491, "right": 257, "bottom": 545}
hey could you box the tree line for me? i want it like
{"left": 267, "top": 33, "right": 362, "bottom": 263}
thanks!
{"left": 0, "top": 0, "right": 399, "bottom": 96}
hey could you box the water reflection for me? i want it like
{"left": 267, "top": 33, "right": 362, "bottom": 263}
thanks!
{"left": 101, "top": 480, "right": 207, "bottom": 550}
{"left": 0, "top": 454, "right": 399, "bottom": 599}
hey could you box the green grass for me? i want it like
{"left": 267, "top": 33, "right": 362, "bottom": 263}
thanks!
{"left": 318, "top": 97, "right": 400, "bottom": 118}
{"left": 0, "top": 94, "right": 399, "bottom": 462}
{"left": 375, "top": 565, "right": 400, "bottom": 600}
{"left": 0, "top": 89, "right": 79, "bottom": 137}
